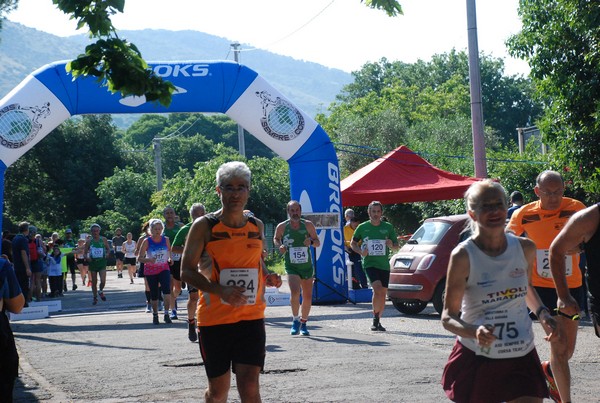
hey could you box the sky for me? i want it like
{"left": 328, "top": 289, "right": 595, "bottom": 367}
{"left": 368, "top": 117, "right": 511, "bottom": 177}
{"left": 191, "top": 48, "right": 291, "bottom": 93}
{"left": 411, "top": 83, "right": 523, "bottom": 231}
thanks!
{"left": 7, "top": 0, "right": 529, "bottom": 76}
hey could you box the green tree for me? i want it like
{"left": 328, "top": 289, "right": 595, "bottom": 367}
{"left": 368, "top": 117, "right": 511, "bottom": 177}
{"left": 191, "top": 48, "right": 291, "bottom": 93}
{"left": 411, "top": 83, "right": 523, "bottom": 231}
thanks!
{"left": 152, "top": 148, "right": 290, "bottom": 226}
{"left": 507, "top": 0, "right": 600, "bottom": 194}
{"left": 95, "top": 167, "right": 155, "bottom": 231}
{"left": 4, "top": 115, "right": 123, "bottom": 231}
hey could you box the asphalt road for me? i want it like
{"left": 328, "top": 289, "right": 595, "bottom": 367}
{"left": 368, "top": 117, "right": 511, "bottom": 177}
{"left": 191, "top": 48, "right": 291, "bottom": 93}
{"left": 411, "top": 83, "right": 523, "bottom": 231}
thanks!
{"left": 10, "top": 270, "right": 600, "bottom": 402}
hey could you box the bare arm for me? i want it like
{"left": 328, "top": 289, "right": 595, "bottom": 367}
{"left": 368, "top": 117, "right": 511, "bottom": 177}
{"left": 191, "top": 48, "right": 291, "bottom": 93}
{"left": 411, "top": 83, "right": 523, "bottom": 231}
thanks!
{"left": 273, "top": 222, "right": 286, "bottom": 254}
{"left": 550, "top": 205, "right": 598, "bottom": 313}
{"left": 441, "top": 245, "right": 498, "bottom": 348}
{"left": 520, "top": 237, "right": 558, "bottom": 341}
{"left": 304, "top": 221, "right": 321, "bottom": 248}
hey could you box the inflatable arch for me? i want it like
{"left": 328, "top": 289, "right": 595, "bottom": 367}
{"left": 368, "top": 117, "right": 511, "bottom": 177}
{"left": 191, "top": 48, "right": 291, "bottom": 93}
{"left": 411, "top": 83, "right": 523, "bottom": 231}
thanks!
{"left": 0, "top": 60, "right": 347, "bottom": 303}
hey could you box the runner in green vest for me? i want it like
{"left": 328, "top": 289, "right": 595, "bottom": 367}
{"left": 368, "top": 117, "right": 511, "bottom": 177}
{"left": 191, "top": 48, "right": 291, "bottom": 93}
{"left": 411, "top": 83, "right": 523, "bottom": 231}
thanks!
{"left": 84, "top": 224, "right": 110, "bottom": 305}
{"left": 274, "top": 200, "right": 320, "bottom": 336}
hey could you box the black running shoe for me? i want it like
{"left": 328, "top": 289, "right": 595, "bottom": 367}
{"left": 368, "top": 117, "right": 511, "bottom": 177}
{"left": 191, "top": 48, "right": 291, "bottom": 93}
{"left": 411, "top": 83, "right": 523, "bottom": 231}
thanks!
{"left": 188, "top": 321, "right": 197, "bottom": 342}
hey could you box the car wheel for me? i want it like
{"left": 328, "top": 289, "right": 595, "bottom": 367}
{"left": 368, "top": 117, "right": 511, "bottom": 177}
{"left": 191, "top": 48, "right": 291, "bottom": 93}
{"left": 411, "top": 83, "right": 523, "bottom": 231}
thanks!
{"left": 432, "top": 280, "right": 446, "bottom": 315}
{"left": 391, "top": 299, "right": 428, "bottom": 315}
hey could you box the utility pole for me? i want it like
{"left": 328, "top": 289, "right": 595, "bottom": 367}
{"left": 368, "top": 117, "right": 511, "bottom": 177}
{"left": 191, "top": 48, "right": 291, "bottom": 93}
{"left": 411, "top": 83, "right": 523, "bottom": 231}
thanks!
{"left": 231, "top": 42, "right": 246, "bottom": 157}
{"left": 466, "top": 0, "right": 487, "bottom": 178}
{"left": 153, "top": 138, "right": 163, "bottom": 191}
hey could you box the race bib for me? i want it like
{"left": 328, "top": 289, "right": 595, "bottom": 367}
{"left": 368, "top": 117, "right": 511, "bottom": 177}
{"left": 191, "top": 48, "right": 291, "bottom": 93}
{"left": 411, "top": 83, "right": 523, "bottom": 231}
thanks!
{"left": 367, "top": 239, "right": 386, "bottom": 256}
{"left": 536, "top": 249, "right": 572, "bottom": 278}
{"left": 152, "top": 251, "right": 168, "bottom": 264}
{"left": 90, "top": 246, "right": 104, "bottom": 259}
{"left": 289, "top": 246, "right": 309, "bottom": 264}
{"left": 171, "top": 252, "right": 181, "bottom": 261}
{"left": 220, "top": 268, "right": 259, "bottom": 305}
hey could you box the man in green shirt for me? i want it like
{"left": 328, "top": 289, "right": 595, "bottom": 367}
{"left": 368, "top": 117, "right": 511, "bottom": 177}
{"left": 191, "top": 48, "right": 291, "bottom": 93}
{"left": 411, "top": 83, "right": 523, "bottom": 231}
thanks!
{"left": 351, "top": 201, "right": 399, "bottom": 331}
{"left": 163, "top": 206, "right": 183, "bottom": 320}
{"left": 172, "top": 203, "right": 206, "bottom": 342}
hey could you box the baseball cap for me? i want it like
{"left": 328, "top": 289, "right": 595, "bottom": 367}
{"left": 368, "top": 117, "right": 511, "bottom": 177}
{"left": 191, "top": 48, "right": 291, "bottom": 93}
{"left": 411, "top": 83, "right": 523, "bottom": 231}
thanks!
{"left": 65, "top": 228, "right": 73, "bottom": 234}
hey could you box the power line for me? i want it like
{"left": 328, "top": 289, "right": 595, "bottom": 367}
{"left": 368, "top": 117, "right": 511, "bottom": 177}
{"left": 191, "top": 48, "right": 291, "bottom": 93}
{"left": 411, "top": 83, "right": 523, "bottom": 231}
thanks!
{"left": 233, "top": 0, "right": 336, "bottom": 54}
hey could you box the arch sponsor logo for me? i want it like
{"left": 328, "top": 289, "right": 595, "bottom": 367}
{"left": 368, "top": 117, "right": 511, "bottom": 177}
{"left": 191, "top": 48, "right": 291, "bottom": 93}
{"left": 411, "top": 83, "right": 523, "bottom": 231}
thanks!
{"left": 0, "top": 102, "right": 51, "bottom": 149}
{"left": 256, "top": 91, "right": 305, "bottom": 141}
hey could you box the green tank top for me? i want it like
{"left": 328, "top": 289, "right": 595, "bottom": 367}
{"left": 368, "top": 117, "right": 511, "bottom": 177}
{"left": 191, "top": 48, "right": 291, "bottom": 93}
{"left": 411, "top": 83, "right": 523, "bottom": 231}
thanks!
{"left": 283, "top": 219, "right": 313, "bottom": 270}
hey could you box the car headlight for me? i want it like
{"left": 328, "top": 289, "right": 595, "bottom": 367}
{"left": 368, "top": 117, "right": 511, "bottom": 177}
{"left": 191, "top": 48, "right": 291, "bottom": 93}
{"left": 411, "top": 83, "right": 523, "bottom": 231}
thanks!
{"left": 416, "top": 254, "right": 436, "bottom": 271}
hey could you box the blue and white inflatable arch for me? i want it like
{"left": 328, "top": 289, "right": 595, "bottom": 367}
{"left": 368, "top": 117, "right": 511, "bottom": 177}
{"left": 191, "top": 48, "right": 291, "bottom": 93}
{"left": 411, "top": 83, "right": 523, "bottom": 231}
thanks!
{"left": 0, "top": 60, "right": 347, "bottom": 303}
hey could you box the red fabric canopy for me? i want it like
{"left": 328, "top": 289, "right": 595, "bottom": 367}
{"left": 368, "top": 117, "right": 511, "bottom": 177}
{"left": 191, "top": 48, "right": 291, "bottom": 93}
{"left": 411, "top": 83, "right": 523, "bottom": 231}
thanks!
{"left": 341, "top": 145, "right": 479, "bottom": 207}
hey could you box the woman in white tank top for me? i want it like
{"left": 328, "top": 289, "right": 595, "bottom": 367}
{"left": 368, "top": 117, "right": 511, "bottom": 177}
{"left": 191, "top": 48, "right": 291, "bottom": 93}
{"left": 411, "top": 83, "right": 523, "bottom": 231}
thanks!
{"left": 441, "top": 179, "right": 558, "bottom": 402}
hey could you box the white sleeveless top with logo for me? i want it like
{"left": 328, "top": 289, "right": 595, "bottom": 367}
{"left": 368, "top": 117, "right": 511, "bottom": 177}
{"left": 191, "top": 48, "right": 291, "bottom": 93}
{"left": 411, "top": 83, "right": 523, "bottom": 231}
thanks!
{"left": 458, "top": 233, "right": 535, "bottom": 359}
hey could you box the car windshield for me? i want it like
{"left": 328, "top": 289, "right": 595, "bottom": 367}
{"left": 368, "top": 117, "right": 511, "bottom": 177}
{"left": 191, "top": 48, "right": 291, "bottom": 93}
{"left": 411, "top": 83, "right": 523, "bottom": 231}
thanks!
{"left": 408, "top": 221, "right": 452, "bottom": 245}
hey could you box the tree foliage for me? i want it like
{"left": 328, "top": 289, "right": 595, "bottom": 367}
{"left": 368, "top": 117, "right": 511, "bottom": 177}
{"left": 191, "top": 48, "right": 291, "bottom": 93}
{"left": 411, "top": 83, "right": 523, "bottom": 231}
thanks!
{"left": 507, "top": 0, "right": 600, "bottom": 194}
{"left": 4, "top": 115, "right": 123, "bottom": 233}
{"left": 151, "top": 150, "right": 290, "bottom": 226}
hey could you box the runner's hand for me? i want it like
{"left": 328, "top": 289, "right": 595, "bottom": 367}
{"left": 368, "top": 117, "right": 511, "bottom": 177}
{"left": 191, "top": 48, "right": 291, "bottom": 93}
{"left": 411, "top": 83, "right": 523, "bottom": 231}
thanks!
{"left": 266, "top": 273, "right": 282, "bottom": 288}
{"left": 220, "top": 285, "right": 247, "bottom": 306}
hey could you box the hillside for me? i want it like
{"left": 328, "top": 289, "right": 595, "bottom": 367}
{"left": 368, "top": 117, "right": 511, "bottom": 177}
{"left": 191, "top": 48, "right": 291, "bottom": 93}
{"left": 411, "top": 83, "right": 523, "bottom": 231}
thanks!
{"left": 0, "top": 21, "right": 352, "bottom": 122}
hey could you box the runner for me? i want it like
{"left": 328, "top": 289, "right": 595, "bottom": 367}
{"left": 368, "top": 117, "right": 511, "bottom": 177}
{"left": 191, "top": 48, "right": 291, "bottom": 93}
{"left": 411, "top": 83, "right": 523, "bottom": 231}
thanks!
{"left": 350, "top": 201, "right": 399, "bottom": 331}
{"left": 441, "top": 179, "right": 556, "bottom": 402}
{"left": 122, "top": 232, "right": 137, "bottom": 284}
{"left": 84, "top": 224, "right": 110, "bottom": 305}
{"left": 181, "top": 161, "right": 281, "bottom": 401}
{"left": 172, "top": 203, "right": 206, "bottom": 342}
{"left": 138, "top": 219, "right": 172, "bottom": 325}
{"left": 274, "top": 200, "right": 320, "bottom": 336}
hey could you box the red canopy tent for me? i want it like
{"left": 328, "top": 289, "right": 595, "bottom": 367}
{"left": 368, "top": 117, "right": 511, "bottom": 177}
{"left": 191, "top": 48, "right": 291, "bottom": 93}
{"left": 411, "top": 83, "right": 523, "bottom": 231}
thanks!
{"left": 341, "top": 145, "right": 480, "bottom": 206}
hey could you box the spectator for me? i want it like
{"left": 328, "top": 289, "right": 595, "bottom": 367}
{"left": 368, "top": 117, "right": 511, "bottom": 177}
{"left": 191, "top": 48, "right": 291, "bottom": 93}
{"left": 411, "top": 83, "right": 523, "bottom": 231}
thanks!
{"left": 0, "top": 255, "right": 25, "bottom": 402}
{"left": 2, "top": 231, "right": 13, "bottom": 262}
{"left": 11, "top": 222, "right": 31, "bottom": 305}
{"left": 507, "top": 190, "right": 525, "bottom": 220}
{"left": 27, "top": 226, "right": 42, "bottom": 302}
{"left": 344, "top": 217, "right": 368, "bottom": 289}
{"left": 47, "top": 246, "right": 64, "bottom": 298}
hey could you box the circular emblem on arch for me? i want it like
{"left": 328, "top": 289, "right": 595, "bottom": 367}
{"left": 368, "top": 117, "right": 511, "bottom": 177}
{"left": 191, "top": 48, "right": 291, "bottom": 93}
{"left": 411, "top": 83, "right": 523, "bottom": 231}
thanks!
{"left": 256, "top": 91, "right": 305, "bottom": 141}
{"left": 0, "top": 103, "right": 50, "bottom": 149}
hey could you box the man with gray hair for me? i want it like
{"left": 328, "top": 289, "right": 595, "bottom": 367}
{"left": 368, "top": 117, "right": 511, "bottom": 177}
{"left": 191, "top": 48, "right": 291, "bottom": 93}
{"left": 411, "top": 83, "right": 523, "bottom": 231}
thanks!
{"left": 344, "top": 208, "right": 355, "bottom": 225}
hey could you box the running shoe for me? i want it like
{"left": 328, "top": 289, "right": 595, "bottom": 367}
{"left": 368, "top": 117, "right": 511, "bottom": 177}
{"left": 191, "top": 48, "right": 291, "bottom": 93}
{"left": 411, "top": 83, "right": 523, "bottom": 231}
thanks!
{"left": 188, "top": 321, "right": 197, "bottom": 342}
{"left": 99, "top": 291, "right": 106, "bottom": 301}
{"left": 72, "top": 284, "right": 77, "bottom": 291}
{"left": 170, "top": 310, "right": 178, "bottom": 320}
{"left": 118, "top": 273, "right": 123, "bottom": 278}
{"left": 153, "top": 313, "right": 159, "bottom": 325}
{"left": 290, "top": 320, "right": 301, "bottom": 335}
{"left": 93, "top": 297, "right": 98, "bottom": 305}
{"left": 371, "top": 317, "right": 386, "bottom": 331}
{"left": 163, "top": 313, "right": 172, "bottom": 324}
{"left": 300, "top": 322, "right": 310, "bottom": 336}
{"left": 130, "top": 279, "right": 134, "bottom": 284}
{"left": 541, "top": 361, "right": 561, "bottom": 403}
{"left": 592, "top": 309, "right": 600, "bottom": 338}
{"left": 145, "top": 303, "right": 152, "bottom": 313}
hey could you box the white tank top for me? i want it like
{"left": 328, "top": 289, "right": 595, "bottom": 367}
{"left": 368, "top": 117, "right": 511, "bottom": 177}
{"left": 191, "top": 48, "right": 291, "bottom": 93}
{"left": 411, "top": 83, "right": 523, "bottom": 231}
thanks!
{"left": 123, "top": 240, "right": 137, "bottom": 258}
{"left": 458, "top": 233, "right": 536, "bottom": 359}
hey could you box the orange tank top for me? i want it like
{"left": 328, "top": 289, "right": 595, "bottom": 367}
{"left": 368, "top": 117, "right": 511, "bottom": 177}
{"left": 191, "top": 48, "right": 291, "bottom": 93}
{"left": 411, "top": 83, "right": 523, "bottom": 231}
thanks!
{"left": 197, "top": 215, "right": 266, "bottom": 326}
